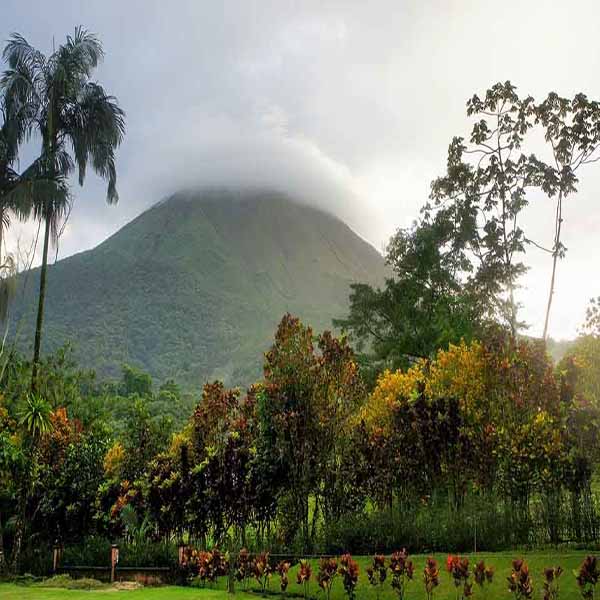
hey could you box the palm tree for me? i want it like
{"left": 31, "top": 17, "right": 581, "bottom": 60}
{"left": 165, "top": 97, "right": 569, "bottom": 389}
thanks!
{"left": 1, "top": 27, "right": 125, "bottom": 391}
{"left": 0, "top": 96, "right": 32, "bottom": 320}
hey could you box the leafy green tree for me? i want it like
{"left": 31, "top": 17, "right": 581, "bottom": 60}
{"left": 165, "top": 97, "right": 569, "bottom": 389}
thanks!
{"left": 120, "top": 364, "right": 153, "bottom": 398}
{"left": 428, "top": 81, "right": 541, "bottom": 337}
{"left": 256, "top": 314, "right": 366, "bottom": 550}
{"left": 120, "top": 397, "right": 172, "bottom": 483}
{"left": 35, "top": 410, "right": 108, "bottom": 544}
{"left": 1, "top": 27, "right": 125, "bottom": 390}
{"left": 336, "top": 220, "right": 487, "bottom": 379}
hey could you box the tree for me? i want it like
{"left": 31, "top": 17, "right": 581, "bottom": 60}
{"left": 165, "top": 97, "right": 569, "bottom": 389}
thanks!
{"left": 335, "top": 219, "right": 488, "bottom": 380}
{"left": 0, "top": 96, "right": 24, "bottom": 311}
{"left": 1, "top": 27, "right": 125, "bottom": 391}
{"left": 428, "top": 81, "right": 540, "bottom": 337}
{"left": 582, "top": 296, "right": 600, "bottom": 337}
{"left": 533, "top": 96, "right": 600, "bottom": 339}
{"left": 256, "top": 314, "right": 366, "bottom": 550}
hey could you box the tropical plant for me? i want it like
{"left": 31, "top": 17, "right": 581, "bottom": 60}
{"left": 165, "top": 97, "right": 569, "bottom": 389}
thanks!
{"left": 275, "top": 560, "right": 291, "bottom": 593}
{"left": 0, "top": 96, "right": 30, "bottom": 321}
{"left": 542, "top": 566, "right": 562, "bottom": 600}
{"left": 19, "top": 393, "right": 52, "bottom": 439}
{"left": 576, "top": 556, "right": 600, "bottom": 600}
{"left": 252, "top": 551, "right": 272, "bottom": 595}
{"left": 338, "top": 553, "right": 359, "bottom": 600}
{"left": 473, "top": 560, "right": 494, "bottom": 597}
{"left": 423, "top": 557, "right": 440, "bottom": 600}
{"left": 317, "top": 557, "right": 338, "bottom": 600}
{"left": 236, "top": 548, "right": 252, "bottom": 591}
{"left": 508, "top": 559, "right": 533, "bottom": 600}
{"left": 446, "top": 555, "right": 472, "bottom": 600}
{"left": 296, "top": 559, "right": 312, "bottom": 600}
{"left": 1, "top": 27, "right": 125, "bottom": 391}
{"left": 367, "top": 554, "right": 388, "bottom": 600}
{"left": 389, "top": 550, "right": 414, "bottom": 600}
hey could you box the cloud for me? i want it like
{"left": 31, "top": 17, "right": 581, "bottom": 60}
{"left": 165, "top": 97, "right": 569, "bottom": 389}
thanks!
{"left": 2, "top": 0, "right": 600, "bottom": 338}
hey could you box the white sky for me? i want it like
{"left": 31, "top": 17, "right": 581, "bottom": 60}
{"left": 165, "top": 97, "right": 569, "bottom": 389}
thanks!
{"left": 3, "top": 0, "right": 600, "bottom": 340}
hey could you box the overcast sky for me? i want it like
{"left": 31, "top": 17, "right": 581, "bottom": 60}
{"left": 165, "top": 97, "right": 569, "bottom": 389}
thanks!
{"left": 3, "top": 0, "right": 600, "bottom": 340}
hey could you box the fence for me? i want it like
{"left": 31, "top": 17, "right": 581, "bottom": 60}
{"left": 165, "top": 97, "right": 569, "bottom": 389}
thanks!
{"left": 54, "top": 543, "right": 176, "bottom": 585}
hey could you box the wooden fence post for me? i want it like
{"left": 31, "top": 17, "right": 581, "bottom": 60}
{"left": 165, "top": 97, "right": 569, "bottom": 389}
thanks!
{"left": 110, "top": 544, "right": 119, "bottom": 583}
{"left": 178, "top": 543, "right": 187, "bottom": 567}
{"left": 52, "top": 542, "right": 60, "bottom": 574}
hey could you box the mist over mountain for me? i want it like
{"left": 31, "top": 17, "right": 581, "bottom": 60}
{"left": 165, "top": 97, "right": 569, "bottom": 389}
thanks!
{"left": 11, "top": 188, "right": 387, "bottom": 387}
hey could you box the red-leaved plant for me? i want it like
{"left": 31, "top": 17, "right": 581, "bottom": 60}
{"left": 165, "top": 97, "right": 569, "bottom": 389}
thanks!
{"left": 446, "top": 555, "right": 472, "bottom": 599}
{"left": 508, "top": 559, "right": 533, "bottom": 600}
{"left": 542, "top": 566, "right": 563, "bottom": 600}
{"left": 252, "top": 551, "right": 272, "bottom": 595}
{"left": 576, "top": 556, "right": 600, "bottom": 600}
{"left": 297, "top": 559, "right": 312, "bottom": 600}
{"left": 339, "top": 553, "right": 360, "bottom": 600}
{"left": 389, "top": 549, "right": 414, "bottom": 600}
{"left": 236, "top": 548, "right": 252, "bottom": 591}
{"left": 423, "top": 557, "right": 440, "bottom": 600}
{"left": 473, "top": 560, "right": 494, "bottom": 598}
{"left": 367, "top": 554, "right": 388, "bottom": 600}
{"left": 317, "top": 558, "right": 339, "bottom": 600}
{"left": 276, "top": 560, "right": 291, "bottom": 593}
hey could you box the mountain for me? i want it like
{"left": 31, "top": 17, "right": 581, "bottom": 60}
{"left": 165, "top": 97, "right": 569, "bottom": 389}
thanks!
{"left": 12, "top": 188, "right": 387, "bottom": 387}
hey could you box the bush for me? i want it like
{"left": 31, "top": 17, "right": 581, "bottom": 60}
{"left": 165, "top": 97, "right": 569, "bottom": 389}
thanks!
{"left": 18, "top": 543, "right": 53, "bottom": 576}
{"left": 62, "top": 536, "right": 112, "bottom": 567}
{"left": 322, "top": 495, "right": 525, "bottom": 554}
{"left": 118, "top": 539, "right": 177, "bottom": 567}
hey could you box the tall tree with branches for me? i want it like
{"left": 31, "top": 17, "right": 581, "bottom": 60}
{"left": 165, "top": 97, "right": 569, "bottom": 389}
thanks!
{"left": 1, "top": 27, "right": 125, "bottom": 390}
{"left": 532, "top": 94, "right": 600, "bottom": 339}
{"left": 429, "top": 81, "right": 540, "bottom": 338}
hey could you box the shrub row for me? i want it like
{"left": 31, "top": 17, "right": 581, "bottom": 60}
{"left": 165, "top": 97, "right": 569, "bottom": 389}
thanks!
{"left": 179, "top": 549, "right": 600, "bottom": 600}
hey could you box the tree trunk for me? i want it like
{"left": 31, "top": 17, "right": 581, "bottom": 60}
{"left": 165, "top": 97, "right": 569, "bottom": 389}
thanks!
{"left": 31, "top": 216, "right": 51, "bottom": 392}
{"left": 542, "top": 251, "right": 559, "bottom": 340}
{"left": 0, "top": 207, "right": 4, "bottom": 269}
{"left": 9, "top": 492, "right": 26, "bottom": 575}
{"left": 0, "top": 513, "right": 6, "bottom": 575}
{"left": 542, "top": 191, "right": 563, "bottom": 340}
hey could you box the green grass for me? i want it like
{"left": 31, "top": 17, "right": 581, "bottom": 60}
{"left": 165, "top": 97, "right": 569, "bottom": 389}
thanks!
{"left": 0, "top": 585, "right": 255, "bottom": 599}
{"left": 0, "top": 551, "right": 593, "bottom": 599}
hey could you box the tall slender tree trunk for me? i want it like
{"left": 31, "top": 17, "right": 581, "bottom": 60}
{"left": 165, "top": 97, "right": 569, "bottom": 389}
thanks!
{"left": 0, "top": 513, "right": 6, "bottom": 575}
{"left": 9, "top": 489, "right": 27, "bottom": 575}
{"left": 0, "top": 207, "right": 4, "bottom": 269}
{"left": 542, "top": 191, "right": 563, "bottom": 340}
{"left": 31, "top": 216, "right": 51, "bottom": 392}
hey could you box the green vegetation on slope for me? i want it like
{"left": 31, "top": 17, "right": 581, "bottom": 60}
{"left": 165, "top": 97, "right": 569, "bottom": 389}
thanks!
{"left": 11, "top": 189, "right": 386, "bottom": 387}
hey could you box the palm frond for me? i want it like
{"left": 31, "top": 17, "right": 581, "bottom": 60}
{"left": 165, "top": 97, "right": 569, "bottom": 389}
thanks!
{"left": 66, "top": 82, "right": 125, "bottom": 201}
{"left": 0, "top": 256, "right": 17, "bottom": 322}
{"left": 54, "top": 26, "right": 103, "bottom": 84}
{"left": 0, "top": 55, "right": 44, "bottom": 144}
{"left": 2, "top": 33, "right": 45, "bottom": 71}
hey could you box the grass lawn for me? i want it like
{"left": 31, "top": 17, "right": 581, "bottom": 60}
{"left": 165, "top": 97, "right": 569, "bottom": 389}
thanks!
{"left": 0, "top": 551, "right": 592, "bottom": 599}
